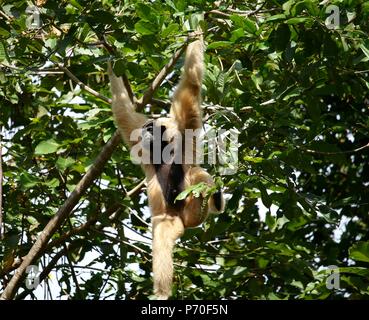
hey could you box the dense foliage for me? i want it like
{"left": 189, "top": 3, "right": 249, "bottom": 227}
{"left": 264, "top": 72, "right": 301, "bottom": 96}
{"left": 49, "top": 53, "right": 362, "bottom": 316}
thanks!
{"left": 1, "top": 0, "right": 369, "bottom": 300}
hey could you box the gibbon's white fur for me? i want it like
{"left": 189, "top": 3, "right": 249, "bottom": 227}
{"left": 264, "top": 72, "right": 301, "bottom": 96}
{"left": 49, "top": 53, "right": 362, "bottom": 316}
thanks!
{"left": 108, "top": 35, "right": 224, "bottom": 299}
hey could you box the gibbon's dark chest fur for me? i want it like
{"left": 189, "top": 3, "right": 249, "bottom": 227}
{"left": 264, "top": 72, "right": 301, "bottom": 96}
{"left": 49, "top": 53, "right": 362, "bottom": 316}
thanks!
{"left": 142, "top": 120, "right": 185, "bottom": 210}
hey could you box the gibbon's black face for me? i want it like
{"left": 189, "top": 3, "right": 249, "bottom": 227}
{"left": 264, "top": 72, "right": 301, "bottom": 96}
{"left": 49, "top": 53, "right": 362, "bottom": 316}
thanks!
{"left": 142, "top": 120, "right": 170, "bottom": 164}
{"left": 142, "top": 119, "right": 185, "bottom": 209}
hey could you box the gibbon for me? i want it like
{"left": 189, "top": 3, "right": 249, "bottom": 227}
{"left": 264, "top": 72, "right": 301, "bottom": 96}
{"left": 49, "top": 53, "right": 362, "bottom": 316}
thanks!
{"left": 108, "top": 34, "right": 224, "bottom": 300}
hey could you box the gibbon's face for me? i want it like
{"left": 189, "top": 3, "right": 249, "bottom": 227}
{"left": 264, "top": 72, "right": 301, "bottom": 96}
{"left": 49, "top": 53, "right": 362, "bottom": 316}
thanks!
{"left": 141, "top": 117, "right": 180, "bottom": 165}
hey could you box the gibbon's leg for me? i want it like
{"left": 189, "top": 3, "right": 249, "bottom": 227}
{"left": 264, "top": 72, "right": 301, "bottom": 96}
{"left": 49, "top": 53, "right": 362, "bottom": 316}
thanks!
{"left": 170, "top": 36, "right": 204, "bottom": 132}
{"left": 147, "top": 174, "right": 185, "bottom": 300}
{"left": 152, "top": 214, "right": 184, "bottom": 300}
{"left": 181, "top": 167, "right": 225, "bottom": 228}
{"left": 108, "top": 62, "right": 147, "bottom": 146}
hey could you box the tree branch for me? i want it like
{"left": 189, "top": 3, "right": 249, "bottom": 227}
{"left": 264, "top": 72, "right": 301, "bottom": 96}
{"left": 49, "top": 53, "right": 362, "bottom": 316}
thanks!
{"left": 227, "top": 2, "right": 267, "bottom": 16}
{"left": 207, "top": 9, "right": 231, "bottom": 18}
{"left": 0, "top": 10, "right": 11, "bottom": 21}
{"left": 300, "top": 142, "right": 369, "bottom": 155}
{"left": 62, "top": 243, "right": 81, "bottom": 298}
{"left": 58, "top": 64, "right": 112, "bottom": 105}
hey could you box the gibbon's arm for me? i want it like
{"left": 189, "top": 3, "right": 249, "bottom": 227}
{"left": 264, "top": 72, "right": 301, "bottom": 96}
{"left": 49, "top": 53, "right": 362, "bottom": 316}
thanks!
{"left": 170, "top": 36, "right": 204, "bottom": 131}
{"left": 108, "top": 62, "right": 147, "bottom": 146}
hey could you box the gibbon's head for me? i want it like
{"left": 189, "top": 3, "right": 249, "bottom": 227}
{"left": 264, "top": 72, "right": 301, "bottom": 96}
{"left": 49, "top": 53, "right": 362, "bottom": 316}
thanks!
{"left": 141, "top": 117, "right": 181, "bottom": 166}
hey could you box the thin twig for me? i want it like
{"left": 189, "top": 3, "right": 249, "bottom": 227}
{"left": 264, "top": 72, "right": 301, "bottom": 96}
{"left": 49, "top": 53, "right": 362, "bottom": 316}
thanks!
{"left": 0, "top": 10, "right": 11, "bottom": 21}
{"left": 207, "top": 10, "right": 231, "bottom": 18}
{"left": 127, "top": 179, "right": 146, "bottom": 197}
{"left": 300, "top": 142, "right": 369, "bottom": 155}
{"left": 47, "top": 217, "right": 97, "bottom": 249}
{"left": 91, "top": 228, "right": 151, "bottom": 257}
{"left": 58, "top": 64, "right": 112, "bottom": 104}
{"left": 62, "top": 243, "right": 81, "bottom": 298}
{"left": 228, "top": 2, "right": 267, "bottom": 16}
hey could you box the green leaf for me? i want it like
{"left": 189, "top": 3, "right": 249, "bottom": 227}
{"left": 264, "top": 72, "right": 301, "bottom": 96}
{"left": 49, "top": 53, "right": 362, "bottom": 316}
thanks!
{"left": 113, "top": 58, "right": 126, "bottom": 76}
{"left": 257, "top": 257, "right": 269, "bottom": 269}
{"left": 230, "top": 15, "right": 256, "bottom": 34}
{"left": 233, "top": 266, "right": 247, "bottom": 276}
{"left": 20, "top": 172, "right": 39, "bottom": 189}
{"left": 44, "top": 178, "right": 60, "bottom": 188}
{"left": 70, "top": 0, "right": 83, "bottom": 9}
{"left": 207, "top": 41, "right": 232, "bottom": 50}
{"left": 349, "top": 242, "right": 369, "bottom": 263}
{"left": 135, "top": 21, "right": 156, "bottom": 35}
{"left": 175, "top": 182, "right": 207, "bottom": 201}
{"left": 161, "top": 23, "right": 179, "bottom": 38}
{"left": 283, "top": 0, "right": 295, "bottom": 15}
{"left": 337, "top": 267, "right": 369, "bottom": 277}
{"left": 265, "top": 14, "right": 287, "bottom": 22}
{"left": 230, "top": 28, "right": 244, "bottom": 42}
{"left": 244, "top": 156, "right": 264, "bottom": 163}
{"left": 291, "top": 0, "right": 319, "bottom": 16}
{"left": 266, "top": 242, "right": 295, "bottom": 256}
{"left": 56, "top": 157, "right": 75, "bottom": 171}
{"left": 35, "top": 139, "right": 60, "bottom": 155}
{"left": 265, "top": 212, "right": 276, "bottom": 231}
{"left": 286, "top": 17, "right": 312, "bottom": 24}
{"left": 258, "top": 183, "right": 272, "bottom": 208}
{"left": 243, "top": 18, "right": 257, "bottom": 34}
{"left": 0, "top": 41, "right": 9, "bottom": 63}
{"left": 136, "top": 3, "right": 156, "bottom": 21}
